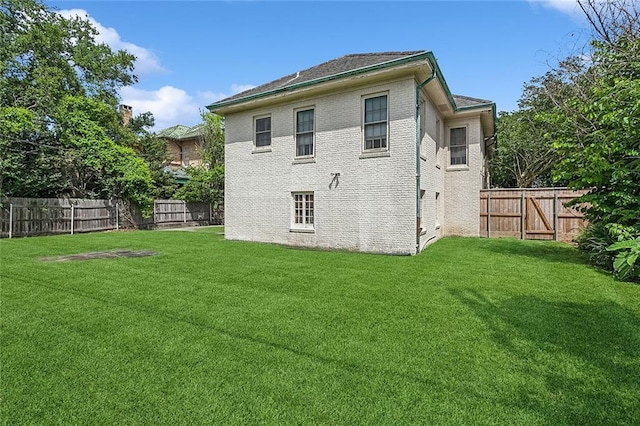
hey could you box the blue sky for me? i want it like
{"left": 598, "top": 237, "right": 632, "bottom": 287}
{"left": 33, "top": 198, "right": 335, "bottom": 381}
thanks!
{"left": 49, "top": 1, "right": 593, "bottom": 130}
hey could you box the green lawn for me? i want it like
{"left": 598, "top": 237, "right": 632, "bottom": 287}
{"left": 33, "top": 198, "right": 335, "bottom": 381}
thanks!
{"left": 1, "top": 228, "right": 639, "bottom": 425}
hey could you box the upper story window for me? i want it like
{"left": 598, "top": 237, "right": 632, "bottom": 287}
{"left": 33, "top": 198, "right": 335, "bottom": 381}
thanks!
{"left": 254, "top": 115, "right": 271, "bottom": 148}
{"left": 450, "top": 126, "right": 467, "bottom": 166}
{"left": 364, "top": 94, "right": 388, "bottom": 150}
{"left": 295, "top": 108, "right": 314, "bottom": 157}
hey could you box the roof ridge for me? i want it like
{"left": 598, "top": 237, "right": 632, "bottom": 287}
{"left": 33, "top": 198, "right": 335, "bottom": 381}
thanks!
{"left": 343, "top": 51, "right": 425, "bottom": 57}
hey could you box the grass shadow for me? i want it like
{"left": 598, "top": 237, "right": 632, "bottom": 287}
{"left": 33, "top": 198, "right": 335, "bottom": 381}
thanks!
{"left": 449, "top": 288, "right": 640, "bottom": 424}
{"left": 481, "top": 238, "right": 590, "bottom": 266}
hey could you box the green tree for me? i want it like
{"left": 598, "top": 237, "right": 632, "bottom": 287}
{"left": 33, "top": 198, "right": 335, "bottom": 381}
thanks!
{"left": 0, "top": 106, "right": 62, "bottom": 197}
{"left": 173, "top": 112, "right": 225, "bottom": 205}
{"left": 0, "top": 0, "right": 136, "bottom": 114}
{"left": 0, "top": 0, "right": 157, "bottom": 210}
{"left": 54, "top": 96, "right": 153, "bottom": 208}
{"left": 540, "top": 0, "right": 640, "bottom": 281}
{"left": 173, "top": 166, "right": 224, "bottom": 206}
{"left": 126, "top": 112, "right": 178, "bottom": 199}
{"left": 548, "top": 0, "right": 640, "bottom": 228}
{"left": 200, "top": 112, "right": 224, "bottom": 167}
{"left": 492, "top": 109, "right": 558, "bottom": 188}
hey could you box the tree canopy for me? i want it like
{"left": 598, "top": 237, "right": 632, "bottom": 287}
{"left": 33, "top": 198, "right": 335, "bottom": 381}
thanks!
{"left": 0, "top": 0, "right": 160, "bottom": 210}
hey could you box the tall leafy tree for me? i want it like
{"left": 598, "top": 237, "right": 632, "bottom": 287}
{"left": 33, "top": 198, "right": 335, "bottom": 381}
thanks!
{"left": 53, "top": 96, "right": 152, "bottom": 206}
{"left": 0, "top": 0, "right": 136, "bottom": 114}
{"left": 538, "top": 0, "right": 640, "bottom": 280}
{"left": 547, "top": 0, "right": 639, "bottom": 229}
{"left": 0, "top": 0, "right": 157, "bottom": 210}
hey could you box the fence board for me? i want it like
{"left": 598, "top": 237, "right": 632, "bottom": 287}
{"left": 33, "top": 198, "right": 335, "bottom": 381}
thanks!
{"left": 480, "top": 188, "right": 588, "bottom": 242}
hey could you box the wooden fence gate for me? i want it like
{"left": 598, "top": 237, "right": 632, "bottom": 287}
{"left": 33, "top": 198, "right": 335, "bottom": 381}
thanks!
{"left": 480, "top": 188, "right": 588, "bottom": 242}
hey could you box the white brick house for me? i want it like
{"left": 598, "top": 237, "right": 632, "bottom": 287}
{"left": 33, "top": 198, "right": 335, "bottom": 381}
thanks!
{"left": 207, "top": 51, "right": 495, "bottom": 255}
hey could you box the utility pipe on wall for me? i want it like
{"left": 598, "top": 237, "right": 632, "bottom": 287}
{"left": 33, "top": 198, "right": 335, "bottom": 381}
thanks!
{"left": 415, "top": 59, "right": 437, "bottom": 254}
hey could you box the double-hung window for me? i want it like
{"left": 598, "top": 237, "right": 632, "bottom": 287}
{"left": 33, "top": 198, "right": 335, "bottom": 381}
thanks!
{"left": 255, "top": 115, "right": 271, "bottom": 148}
{"left": 295, "top": 109, "right": 314, "bottom": 157}
{"left": 364, "top": 94, "right": 388, "bottom": 150}
{"left": 449, "top": 126, "right": 467, "bottom": 166}
{"left": 292, "top": 192, "right": 314, "bottom": 230}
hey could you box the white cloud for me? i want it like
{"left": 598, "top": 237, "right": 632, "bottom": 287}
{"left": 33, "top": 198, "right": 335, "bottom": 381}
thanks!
{"left": 120, "top": 84, "right": 256, "bottom": 131}
{"left": 528, "top": 0, "right": 584, "bottom": 18}
{"left": 56, "top": 8, "right": 256, "bottom": 131}
{"left": 58, "top": 9, "right": 164, "bottom": 76}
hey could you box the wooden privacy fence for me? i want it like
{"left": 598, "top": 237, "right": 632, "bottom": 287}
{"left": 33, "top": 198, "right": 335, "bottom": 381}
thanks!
{"left": 1, "top": 197, "right": 223, "bottom": 238}
{"left": 480, "top": 188, "right": 588, "bottom": 242}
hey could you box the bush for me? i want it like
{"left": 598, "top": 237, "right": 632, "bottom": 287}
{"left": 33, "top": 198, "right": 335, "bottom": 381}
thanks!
{"left": 577, "top": 222, "right": 640, "bottom": 282}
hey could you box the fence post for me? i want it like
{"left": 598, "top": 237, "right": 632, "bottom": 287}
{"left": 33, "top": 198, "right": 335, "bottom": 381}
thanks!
{"left": 553, "top": 190, "right": 559, "bottom": 241}
{"left": 520, "top": 190, "right": 526, "bottom": 240}
{"left": 487, "top": 191, "right": 491, "bottom": 238}
{"left": 70, "top": 205, "right": 75, "bottom": 235}
{"left": 115, "top": 202, "right": 119, "bottom": 231}
{"left": 183, "top": 200, "right": 187, "bottom": 223}
{"left": 209, "top": 203, "right": 213, "bottom": 224}
{"left": 153, "top": 200, "right": 157, "bottom": 224}
{"left": 8, "top": 203, "right": 13, "bottom": 239}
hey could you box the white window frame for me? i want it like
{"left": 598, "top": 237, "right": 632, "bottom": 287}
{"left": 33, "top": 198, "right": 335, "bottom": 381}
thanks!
{"left": 254, "top": 114, "right": 272, "bottom": 150}
{"left": 448, "top": 125, "right": 468, "bottom": 168}
{"left": 294, "top": 107, "right": 315, "bottom": 158}
{"left": 362, "top": 92, "right": 389, "bottom": 152}
{"left": 291, "top": 192, "right": 314, "bottom": 232}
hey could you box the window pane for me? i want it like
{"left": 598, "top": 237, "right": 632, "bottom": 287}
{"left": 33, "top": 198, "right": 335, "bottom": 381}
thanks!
{"left": 450, "top": 146, "right": 466, "bottom": 165}
{"left": 256, "top": 117, "right": 270, "bottom": 132}
{"left": 365, "top": 96, "right": 387, "bottom": 124}
{"left": 296, "top": 133, "right": 313, "bottom": 156}
{"left": 365, "top": 123, "right": 386, "bottom": 138}
{"left": 450, "top": 127, "right": 466, "bottom": 165}
{"left": 450, "top": 127, "right": 466, "bottom": 147}
{"left": 255, "top": 117, "right": 271, "bottom": 147}
{"left": 297, "top": 110, "right": 314, "bottom": 133}
{"left": 256, "top": 132, "right": 271, "bottom": 147}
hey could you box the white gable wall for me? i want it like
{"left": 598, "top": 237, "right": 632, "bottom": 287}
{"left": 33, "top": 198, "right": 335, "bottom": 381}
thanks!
{"left": 224, "top": 78, "right": 418, "bottom": 254}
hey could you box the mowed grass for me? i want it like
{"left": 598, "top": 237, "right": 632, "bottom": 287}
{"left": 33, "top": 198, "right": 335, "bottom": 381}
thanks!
{"left": 1, "top": 228, "right": 639, "bottom": 425}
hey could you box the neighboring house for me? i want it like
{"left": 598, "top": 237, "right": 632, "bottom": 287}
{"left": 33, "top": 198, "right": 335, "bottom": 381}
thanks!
{"left": 158, "top": 124, "right": 206, "bottom": 183}
{"left": 207, "top": 51, "right": 496, "bottom": 255}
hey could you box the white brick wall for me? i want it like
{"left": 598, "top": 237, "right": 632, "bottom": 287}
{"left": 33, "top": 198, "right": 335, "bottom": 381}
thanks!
{"left": 419, "top": 98, "right": 445, "bottom": 250}
{"left": 224, "top": 77, "right": 489, "bottom": 253}
{"left": 225, "top": 78, "right": 418, "bottom": 254}
{"left": 442, "top": 117, "right": 484, "bottom": 236}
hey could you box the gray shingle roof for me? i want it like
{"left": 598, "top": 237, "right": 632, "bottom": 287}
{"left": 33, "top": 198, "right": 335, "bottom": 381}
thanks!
{"left": 452, "top": 94, "right": 492, "bottom": 108}
{"left": 208, "top": 50, "right": 494, "bottom": 113}
{"left": 217, "top": 51, "right": 427, "bottom": 104}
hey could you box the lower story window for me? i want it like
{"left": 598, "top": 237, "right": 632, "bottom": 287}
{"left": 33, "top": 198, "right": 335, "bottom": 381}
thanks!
{"left": 293, "top": 192, "right": 314, "bottom": 228}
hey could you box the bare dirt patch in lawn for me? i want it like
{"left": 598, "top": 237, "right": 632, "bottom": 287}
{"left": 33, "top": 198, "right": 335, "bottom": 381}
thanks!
{"left": 40, "top": 250, "right": 158, "bottom": 262}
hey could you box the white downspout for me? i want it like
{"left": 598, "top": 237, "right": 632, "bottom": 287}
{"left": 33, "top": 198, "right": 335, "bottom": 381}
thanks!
{"left": 415, "top": 62, "right": 436, "bottom": 254}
